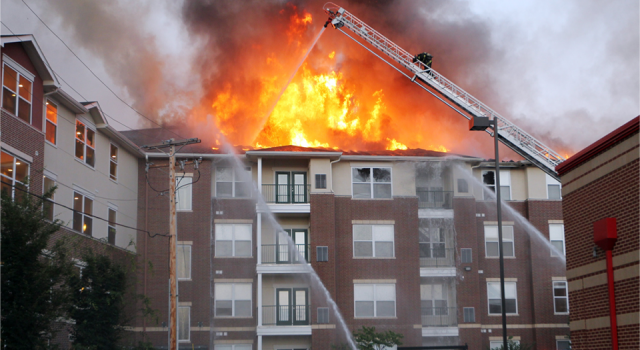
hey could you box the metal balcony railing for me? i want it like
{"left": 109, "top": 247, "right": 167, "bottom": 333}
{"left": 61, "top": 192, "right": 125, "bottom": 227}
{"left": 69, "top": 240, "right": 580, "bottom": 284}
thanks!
{"left": 262, "top": 305, "right": 310, "bottom": 326}
{"left": 417, "top": 190, "right": 453, "bottom": 209}
{"left": 420, "top": 247, "right": 455, "bottom": 267}
{"left": 261, "top": 244, "right": 309, "bottom": 264}
{"left": 421, "top": 307, "right": 458, "bottom": 327}
{"left": 261, "top": 184, "right": 310, "bottom": 204}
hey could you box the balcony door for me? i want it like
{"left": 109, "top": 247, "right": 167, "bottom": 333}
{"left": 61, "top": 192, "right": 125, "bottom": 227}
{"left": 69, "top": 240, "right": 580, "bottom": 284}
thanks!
{"left": 276, "top": 288, "right": 309, "bottom": 325}
{"left": 276, "top": 229, "right": 308, "bottom": 263}
{"left": 275, "top": 171, "right": 307, "bottom": 203}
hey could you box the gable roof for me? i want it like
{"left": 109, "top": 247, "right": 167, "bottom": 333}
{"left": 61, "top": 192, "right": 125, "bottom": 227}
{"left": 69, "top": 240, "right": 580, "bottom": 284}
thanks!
{"left": 1, "top": 35, "right": 59, "bottom": 90}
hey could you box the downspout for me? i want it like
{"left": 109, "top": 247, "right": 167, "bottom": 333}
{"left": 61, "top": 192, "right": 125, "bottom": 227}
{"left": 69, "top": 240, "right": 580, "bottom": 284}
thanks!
{"left": 593, "top": 218, "right": 618, "bottom": 350}
{"left": 329, "top": 156, "right": 341, "bottom": 307}
{"left": 143, "top": 154, "right": 149, "bottom": 336}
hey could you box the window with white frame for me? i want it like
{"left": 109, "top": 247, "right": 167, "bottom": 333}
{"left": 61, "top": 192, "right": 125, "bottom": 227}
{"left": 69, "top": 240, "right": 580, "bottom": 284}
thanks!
{"left": 2, "top": 63, "right": 32, "bottom": 123}
{"left": 487, "top": 282, "right": 517, "bottom": 314}
{"left": 549, "top": 223, "right": 565, "bottom": 256}
{"left": 108, "top": 208, "right": 116, "bottom": 245}
{"left": 109, "top": 144, "right": 118, "bottom": 181}
{"left": 176, "top": 175, "right": 192, "bottom": 211}
{"left": 43, "top": 175, "right": 55, "bottom": 220}
{"left": 482, "top": 170, "right": 511, "bottom": 200}
{"left": 354, "top": 283, "right": 396, "bottom": 317}
{"left": 419, "top": 226, "right": 446, "bottom": 259}
{"left": 546, "top": 174, "right": 562, "bottom": 200}
{"left": 178, "top": 306, "right": 190, "bottom": 341}
{"left": 45, "top": 100, "right": 57, "bottom": 144}
{"left": 215, "top": 224, "right": 252, "bottom": 257}
{"left": 214, "top": 283, "right": 252, "bottom": 317}
{"left": 490, "top": 340, "right": 519, "bottom": 349}
{"left": 72, "top": 191, "right": 93, "bottom": 236}
{"left": 353, "top": 224, "right": 394, "bottom": 258}
{"left": 177, "top": 244, "right": 192, "bottom": 280}
{"left": 214, "top": 345, "right": 252, "bottom": 350}
{"left": 556, "top": 340, "right": 571, "bottom": 350}
{"left": 352, "top": 167, "right": 392, "bottom": 199}
{"left": 1, "top": 151, "right": 29, "bottom": 200}
{"left": 421, "top": 284, "right": 448, "bottom": 315}
{"left": 75, "top": 120, "right": 95, "bottom": 167}
{"left": 485, "top": 225, "right": 514, "bottom": 257}
{"left": 216, "top": 166, "right": 251, "bottom": 198}
{"left": 553, "top": 281, "right": 569, "bottom": 314}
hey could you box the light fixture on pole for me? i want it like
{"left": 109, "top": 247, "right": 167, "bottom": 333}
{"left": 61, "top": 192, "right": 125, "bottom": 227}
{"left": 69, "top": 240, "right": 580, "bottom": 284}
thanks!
{"left": 470, "top": 115, "right": 508, "bottom": 350}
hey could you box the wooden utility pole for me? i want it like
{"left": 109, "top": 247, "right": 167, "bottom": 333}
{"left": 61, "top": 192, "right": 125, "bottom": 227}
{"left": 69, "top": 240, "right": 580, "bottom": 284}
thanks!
{"left": 141, "top": 137, "right": 200, "bottom": 350}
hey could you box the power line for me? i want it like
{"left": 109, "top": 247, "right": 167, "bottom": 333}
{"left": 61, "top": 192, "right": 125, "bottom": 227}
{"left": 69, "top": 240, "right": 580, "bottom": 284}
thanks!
{"left": 18, "top": 0, "right": 186, "bottom": 140}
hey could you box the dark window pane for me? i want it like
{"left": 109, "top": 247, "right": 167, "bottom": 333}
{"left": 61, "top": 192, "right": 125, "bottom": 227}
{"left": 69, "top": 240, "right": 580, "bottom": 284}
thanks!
{"left": 315, "top": 174, "right": 327, "bottom": 189}
{"left": 75, "top": 140, "right": 84, "bottom": 159}
{"left": 86, "top": 129, "right": 95, "bottom": 147}
{"left": 375, "top": 242, "right": 393, "bottom": 257}
{"left": 85, "top": 147, "right": 95, "bottom": 167}
{"left": 14, "top": 160, "right": 28, "bottom": 183}
{"left": 376, "top": 301, "right": 395, "bottom": 316}
{"left": 84, "top": 217, "right": 93, "bottom": 236}
{"left": 216, "top": 241, "right": 233, "bottom": 257}
{"left": 73, "top": 211, "right": 83, "bottom": 232}
{"left": 355, "top": 301, "right": 374, "bottom": 317}
{"left": 3, "top": 67, "right": 17, "bottom": 90}
{"left": 44, "top": 200, "right": 54, "bottom": 221}
{"left": 108, "top": 227, "right": 116, "bottom": 245}
{"left": 2, "top": 87, "right": 16, "bottom": 114}
{"left": 235, "top": 241, "right": 251, "bottom": 257}
{"left": 505, "top": 299, "right": 517, "bottom": 314}
{"left": 555, "top": 298, "right": 568, "bottom": 313}
{"left": 235, "top": 300, "right": 251, "bottom": 316}
{"left": 458, "top": 178, "right": 468, "bottom": 193}
{"left": 483, "top": 171, "right": 495, "bottom": 186}
{"left": 215, "top": 300, "right": 233, "bottom": 316}
{"left": 373, "top": 168, "right": 391, "bottom": 182}
{"left": 419, "top": 243, "right": 431, "bottom": 258}
{"left": 503, "top": 242, "right": 514, "bottom": 257}
{"left": 352, "top": 168, "right": 370, "bottom": 182}
{"left": 486, "top": 242, "right": 499, "bottom": 257}
{"left": 110, "top": 161, "right": 117, "bottom": 180}
{"left": 17, "top": 98, "right": 30, "bottom": 123}
{"left": 110, "top": 144, "right": 118, "bottom": 161}
{"left": 354, "top": 242, "right": 373, "bottom": 257}
{"left": 489, "top": 299, "right": 502, "bottom": 314}
{"left": 461, "top": 248, "right": 472, "bottom": 263}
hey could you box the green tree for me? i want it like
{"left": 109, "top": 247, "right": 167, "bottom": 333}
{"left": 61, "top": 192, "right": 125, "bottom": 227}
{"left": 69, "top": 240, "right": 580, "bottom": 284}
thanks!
{"left": 1, "top": 185, "right": 74, "bottom": 349}
{"left": 67, "top": 252, "right": 127, "bottom": 349}
{"left": 487, "top": 337, "right": 533, "bottom": 350}
{"left": 353, "top": 326, "right": 404, "bottom": 350}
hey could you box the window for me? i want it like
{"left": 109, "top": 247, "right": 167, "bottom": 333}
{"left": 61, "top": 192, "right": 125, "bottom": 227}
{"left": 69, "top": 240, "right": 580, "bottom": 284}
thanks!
{"left": 487, "top": 282, "right": 517, "bottom": 314}
{"left": 108, "top": 208, "right": 116, "bottom": 244}
{"left": 109, "top": 144, "right": 118, "bottom": 181}
{"left": 216, "top": 166, "right": 251, "bottom": 198}
{"left": 315, "top": 174, "right": 327, "bottom": 189}
{"left": 485, "top": 225, "right": 514, "bottom": 257}
{"left": 550, "top": 224, "right": 565, "bottom": 256}
{"left": 354, "top": 284, "right": 396, "bottom": 317}
{"left": 43, "top": 176, "right": 55, "bottom": 220}
{"left": 457, "top": 178, "right": 468, "bottom": 193}
{"left": 72, "top": 191, "right": 93, "bottom": 236}
{"left": 553, "top": 281, "right": 569, "bottom": 314}
{"left": 352, "top": 167, "right": 391, "bottom": 198}
{"left": 178, "top": 306, "right": 190, "bottom": 341}
{"left": 317, "top": 246, "right": 328, "bottom": 262}
{"left": 178, "top": 244, "right": 192, "bottom": 279}
{"left": 546, "top": 174, "right": 562, "bottom": 199}
{"left": 463, "top": 307, "right": 475, "bottom": 322}
{"left": 482, "top": 170, "right": 511, "bottom": 200}
{"left": 353, "top": 224, "right": 394, "bottom": 258}
{"left": 2, "top": 64, "right": 32, "bottom": 123}
{"left": 421, "top": 284, "right": 448, "bottom": 315}
{"left": 556, "top": 340, "right": 571, "bottom": 350}
{"left": 490, "top": 340, "right": 519, "bottom": 349}
{"left": 461, "top": 248, "right": 472, "bottom": 263}
{"left": 215, "top": 224, "right": 252, "bottom": 257}
{"left": 215, "top": 345, "right": 252, "bottom": 350}
{"left": 75, "top": 120, "right": 95, "bottom": 167}
{"left": 45, "top": 101, "right": 57, "bottom": 144}
{"left": 419, "top": 226, "right": 445, "bottom": 258}
{"left": 1, "top": 151, "right": 29, "bottom": 200}
{"left": 317, "top": 307, "right": 329, "bottom": 324}
{"left": 215, "top": 283, "right": 252, "bottom": 317}
{"left": 176, "top": 175, "right": 192, "bottom": 211}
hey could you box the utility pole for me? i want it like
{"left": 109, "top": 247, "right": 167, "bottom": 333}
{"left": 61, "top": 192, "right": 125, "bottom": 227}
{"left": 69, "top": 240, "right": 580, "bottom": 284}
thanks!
{"left": 142, "top": 137, "right": 200, "bottom": 350}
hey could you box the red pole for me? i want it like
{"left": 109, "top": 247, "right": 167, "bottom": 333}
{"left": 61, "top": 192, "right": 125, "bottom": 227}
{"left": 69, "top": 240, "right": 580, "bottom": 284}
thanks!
{"left": 606, "top": 249, "right": 619, "bottom": 350}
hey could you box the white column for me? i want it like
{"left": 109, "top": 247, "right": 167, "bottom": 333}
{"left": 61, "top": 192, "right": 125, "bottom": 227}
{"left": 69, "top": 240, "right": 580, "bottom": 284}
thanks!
{"left": 258, "top": 335, "right": 263, "bottom": 350}
{"left": 257, "top": 213, "right": 262, "bottom": 264}
{"left": 257, "top": 273, "right": 263, "bottom": 327}
{"left": 257, "top": 157, "right": 262, "bottom": 193}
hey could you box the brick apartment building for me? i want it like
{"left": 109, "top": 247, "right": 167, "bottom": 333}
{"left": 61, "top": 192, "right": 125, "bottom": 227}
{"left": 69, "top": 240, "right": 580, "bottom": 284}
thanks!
{"left": 124, "top": 129, "right": 571, "bottom": 350}
{"left": 2, "top": 34, "right": 143, "bottom": 347}
{"left": 556, "top": 116, "right": 639, "bottom": 350}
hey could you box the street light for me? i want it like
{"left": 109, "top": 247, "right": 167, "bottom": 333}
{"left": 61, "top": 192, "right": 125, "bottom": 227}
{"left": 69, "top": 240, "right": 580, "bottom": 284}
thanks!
{"left": 470, "top": 115, "right": 508, "bottom": 350}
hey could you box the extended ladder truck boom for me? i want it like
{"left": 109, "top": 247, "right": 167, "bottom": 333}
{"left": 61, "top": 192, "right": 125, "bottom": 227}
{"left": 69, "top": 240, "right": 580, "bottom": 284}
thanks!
{"left": 323, "top": 3, "right": 565, "bottom": 180}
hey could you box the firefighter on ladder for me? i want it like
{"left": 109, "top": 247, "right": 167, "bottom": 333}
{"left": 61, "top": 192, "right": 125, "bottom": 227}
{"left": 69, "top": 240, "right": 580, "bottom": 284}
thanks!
{"left": 413, "top": 52, "right": 433, "bottom": 76}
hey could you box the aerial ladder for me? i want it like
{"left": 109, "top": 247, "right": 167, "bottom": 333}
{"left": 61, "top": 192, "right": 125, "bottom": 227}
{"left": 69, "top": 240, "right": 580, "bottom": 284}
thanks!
{"left": 323, "top": 3, "right": 565, "bottom": 180}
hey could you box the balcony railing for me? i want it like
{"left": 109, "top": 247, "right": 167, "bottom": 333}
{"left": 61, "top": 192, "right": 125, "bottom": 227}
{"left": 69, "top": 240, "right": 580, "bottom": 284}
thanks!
{"left": 262, "top": 184, "right": 310, "bottom": 204}
{"left": 417, "top": 190, "right": 453, "bottom": 209}
{"left": 261, "top": 244, "right": 309, "bottom": 264}
{"left": 421, "top": 307, "right": 457, "bottom": 327}
{"left": 262, "top": 305, "right": 310, "bottom": 326}
{"left": 420, "top": 247, "right": 455, "bottom": 267}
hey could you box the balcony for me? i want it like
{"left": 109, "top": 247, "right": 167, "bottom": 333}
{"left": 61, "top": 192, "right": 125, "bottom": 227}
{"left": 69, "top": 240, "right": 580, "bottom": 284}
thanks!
{"left": 417, "top": 190, "right": 453, "bottom": 209}
{"left": 421, "top": 307, "right": 457, "bottom": 327}
{"left": 261, "top": 244, "right": 309, "bottom": 264}
{"left": 262, "top": 305, "right": 310, "bottom": 326}
{"left": 420, "top": 247, "right": 455, "bottom": 267}
{"left": 262, "top": 184, "right": 310, "bottom": 204}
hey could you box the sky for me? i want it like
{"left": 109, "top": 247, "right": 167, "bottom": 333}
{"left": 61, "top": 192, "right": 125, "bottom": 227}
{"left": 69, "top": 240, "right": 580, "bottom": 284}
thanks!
{"left": 1, "top": 0, "right": 638, "bottom": 157}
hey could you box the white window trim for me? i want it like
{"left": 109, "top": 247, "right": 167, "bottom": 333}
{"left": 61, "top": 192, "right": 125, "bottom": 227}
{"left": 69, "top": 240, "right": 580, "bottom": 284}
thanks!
{"left": 177, "top": 244, "right": 192, "bottom": 280}
{"left": 484, "top": 225, "right": 515, "bottom": 258}
{"left": 353, "top": 283, "right": 396, "bottom": 318}
{"left": 1, "top": 151, "right": 30, "bottom": 200}
{"left": 107, "top": 206, "right": 117, "bottom": 245}
{"left": 352, "top": 224, "right": 395, "bottom": 258}
{"left": 45, "top": 100, "right": 58, "bottom": 146}
{"left": 214, "top": 283, "right": 253, "bottom": 317}
{"left": 2, "top": 61, "right": 33, "bottom": 124}
{"left": 556, "top": 340, "right": 571, "bottom": 350}
{"left": 176, "top": 174, "right": 193, "bottom": 211}
{"left": 351, "top": 166, "right": 393, "bottom": 199}
{"left": 74, "top": 119, "right": 96, "bottom": 168}
{"left": 546, "top": 174, "right": 562, "bottom": 199}
{"left": 482, "top": 170, "right": 511, "bottom": 200}
{"left": 487, "top": 281, "right": 518, "bottom": 315}
{"left": 109, "top": 143, "right": 118, "bottom": 182}
{"left": 178, "top": 306, "right": 190, "bottom": 342}
{"left": 2, "top": 54, "right": 35, "bottom": 80}
{"left": 549, "top": 223, "right": 566, "bottom": 257}
{"left": 553, "top": 281, "right": 569, "bottom": 315}
{"left": 214, "top": 223, "right": 253, "bottom": 258}
{"left": 72, "top": 189, "right": 94, "bottom": 235}
{"left": 215, "top": 166, "right": 252, "bottom": 198}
